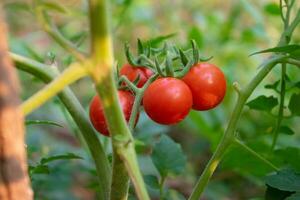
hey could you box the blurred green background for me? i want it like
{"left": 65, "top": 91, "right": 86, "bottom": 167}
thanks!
{"left": 3, "top": 0, "right": 300, "bottom": 199}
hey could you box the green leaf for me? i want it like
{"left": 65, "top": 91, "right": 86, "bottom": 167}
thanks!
{"left": 290, "top": 49, "right": 300, "bottom": 59}
{"left": 276, "top": 148, "right": 300, "bottom": 171}
{"left": 29, "top": 165, "right": 50, "bottom": 175}
{"left": 279, "top": 126, "right": 294, "bottom": 135}
{"left": 188, "top": 26, "right": 204, "bottom": 48}
{"left": 222, "top": 140, "right": 273, "bottom": 177}
{"left": 265, "top": 185, "right": 294, "bottom": 200}
{"left": 250, "top": 45, "right": 300, "bottom": 56}
{"left": 286, "top": 192, "right": 300, "bottom": 200}
{"left": 288, "top": 93, "right": 300, "bottom": 116}
{"left": 4, "top": 2, "right": 31, "bottom": 12}
{"left": 246, "top": 95, "right": 278, "bottom": 112}
{"left": 25, "top": 120, "right": 63, "bottom": 128}
{"left": 151, "top": 135, "right": 186, "bottom": 178}
{"left": 40, "top": 153, "right": 82, "bottom": 164}
{"left": 265, "top": 80, "right": 280, "bottom": 91}
{"left": 265, "top": 169, "right": 300, "bottom": 192}
{"left": 294, "top": 82, "right": 300, "bottom": 89}
{"left": 40, "top": 2, "right": 68, "bottom": 14}
{"left": 264, "top": 3, "right": 281, "bottom": 16}
{"left": 147, "top": 33, "right": 177, "bottom": 47}
{"left": 144, "top": 175, "right": 160, "bottom": 190}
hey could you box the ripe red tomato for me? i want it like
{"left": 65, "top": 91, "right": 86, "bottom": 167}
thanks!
{"left": 89, "top": 90, "right": 136, "bottom": 136}
{"left": 120, "top": 63, "right": 153, "bottom": 88}
{"left": 182, "top": 63, "right": 226, "bottom": 111}
{"left": 143, "top": 77, "right": 193, "bottom": 125}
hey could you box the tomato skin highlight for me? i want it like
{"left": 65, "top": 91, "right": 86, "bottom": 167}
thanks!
{"left": 182, "top": 63, "right": 226, "bottom": 111}
{"left": 120, "top": 63, "right": 153, "bottom": 88}
{"left": 89, "top": 90, "right": 136, "bottom": 136}
{"left": 143, "top": 77, "right": 193, "bottom": 125}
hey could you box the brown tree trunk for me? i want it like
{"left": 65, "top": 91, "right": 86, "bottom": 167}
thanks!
{"left": 0, "top": 7, "right": 33, "bottom": 200}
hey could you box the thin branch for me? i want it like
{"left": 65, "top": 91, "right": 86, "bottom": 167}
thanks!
{"left": 285, "top": 58, "right": 300, "bottom": 67}
{"left": 280, "top": 0, "right": 286, "bottom": 23}
{"left": 271, "top": 65, "right": 287, "bottom": 152}
{"left": 11, "top": 52, "right": 111, "bottom": 199}
{"left": 233, "top": 81, "right": 242, "bottom": 96}
{"left": 119, "top": 75, "right": 140, "bottom": 94}
{"left": 234, "top": 138, "right": 279, "bottom": 171}
{"left": 271, "top": 2, "right": 295, "bottom": 151}
{"left": 188, "top": 55, "right": 286, "bottom": 200}
{"left": 128, "top": 74, "right": 159, "bottom": 131}
{"left": 88, "top": 0, "right": 150, "bottom": 199}
{"left": 35, "top": 7, "right": 86, "bottom": 62}
{"left": 21, "top": 62, "right": 87, "bottom": 115}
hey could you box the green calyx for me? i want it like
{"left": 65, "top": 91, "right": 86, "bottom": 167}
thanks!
{"left": 123, "top": 39, "right": 213, "bottom": 80}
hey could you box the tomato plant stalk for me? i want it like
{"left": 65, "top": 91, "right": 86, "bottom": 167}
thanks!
{"left": 11, "top": 53, "right": 112, "bottom": 200}
{"left": 188, "top": 6, "right": 300, "bottom": 200}
{"left": 88, "top": 0, "right": 150, "bottom": 199}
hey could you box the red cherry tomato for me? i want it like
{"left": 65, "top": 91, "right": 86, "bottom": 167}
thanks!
{"left": 120, "top": 63, "right": 153, "bottom": 88}
{"left": 89, "top": 90, "right": 136, "bottom": 136}
{"left": 182, "top": 63, "right": 226, "bottom": 111}
{"left": 143, "top": 77, "right": 193, "bottom": 125}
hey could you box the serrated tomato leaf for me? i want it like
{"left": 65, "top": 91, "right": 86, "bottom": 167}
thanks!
{"left": 222, "top": 140, "right": 273, "bottom": 177}
{"left": 275, "top": 147, "right": 300, "bottom": 171}
{"left": 294, "top": 82, "right": 300, "bottom": 89}
{"left": 151, "top": 135, "right": 186, "bottom": 178}
{"left": 290, "top": 49, "right": 300, "bottom": 59}
{"left": 246, "top": 95, "right": 278, "bottom": 112}
{"left": 29, "top": 164, "right": 50, "bottom": 176}
{"left": 144, "top": 175, "right": 160, "bottom": 190}
{"left": 288, "top": 93, "right": 300, "bottom": 116}
{"left": 286, "top": 192, "right": 300, "bottom": 200}
{"left": 279, "top": 126, "right": 294, "bottom": 135}
{"left": 265, "top": 185, "right": 294, "bottom": 200}
{"left": 265, "top": 169, "right": 300, "bottom": 192}
{"left": 250, "top": 45, "right": 300, "bottom": 56}
{"left": 265, "top": 80, "right": 280, "bottom": 91}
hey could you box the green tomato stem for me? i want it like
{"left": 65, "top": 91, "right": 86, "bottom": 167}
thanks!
{"left": 34, "top": 4, "right": 86, "bottom": 62}
{"left": 128, "top": 74, "right": 159, "bottom": 131}
{"left": 188, "top": 8, "right": 300, "bottom": 198}
{"left": 11, "top": 53, "right": 111, "bottom": 200}
{"left": 88, "top": 0, "right": 150, "bottom": 199}
{"left": 119, "top": 75, "right": 140, "bottom": 94}
{"left": 21, "top": 62, "right": 87, "bottom": 115}
{"left": 159, "top": 176, "right": 166, "bottom": 199}
{"left": 188, "top": 55, "right": 286, "bottom": 200}
{"left": 285, "top": 58, "right": 300, "bottom": 67}
{"left": 111, "top": 151, "right": 130, "bottom": 200}
{"left": 270, "top": 63, "right": 286, "bottom": 151}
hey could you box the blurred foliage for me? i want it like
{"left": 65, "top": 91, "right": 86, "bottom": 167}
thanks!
{"left": 3, "top": 0, "right": 300, "bottom": 199}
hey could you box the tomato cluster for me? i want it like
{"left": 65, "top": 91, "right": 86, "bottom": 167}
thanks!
{"left": 89, "top": 61, "right": 226, "bottom": 137}
{"left": 143, "top": 62, "right": 226, "bottom": 124}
